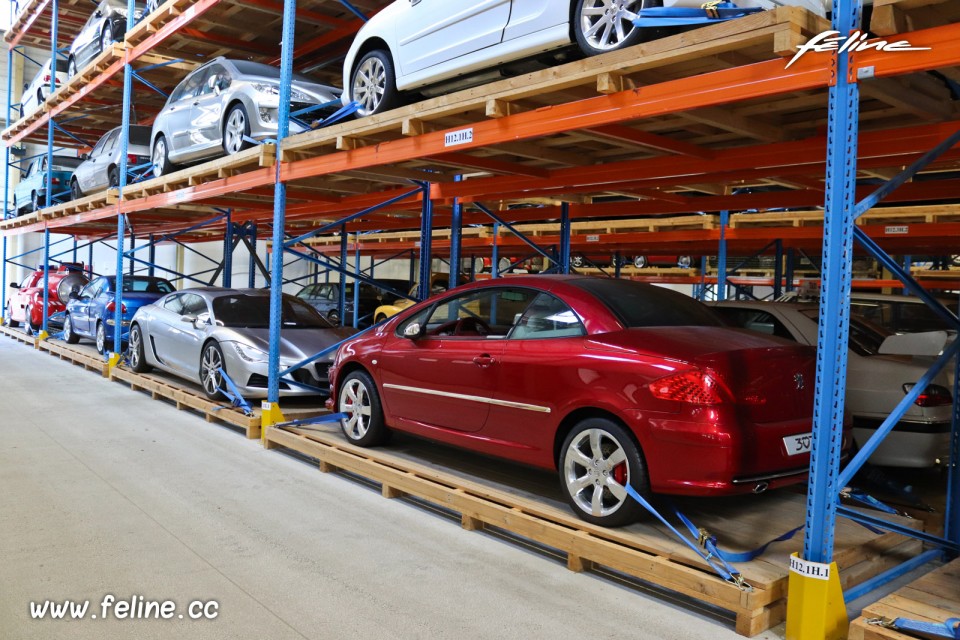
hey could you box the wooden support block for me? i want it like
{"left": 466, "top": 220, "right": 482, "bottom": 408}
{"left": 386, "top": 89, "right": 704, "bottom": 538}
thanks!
{"left": 870, "top": 4, "right": 908, "bottom": 35}
{"left": 735, "top": 601, "right": 785, "bottom": 637}
{"left": 205, "top": 413, "right": 215, "bottom": 423}
{"left": 596, "top": 71, "right": 635, "bottom": 95}
{"left": 175, "top": 401, "right": 184, "bottom": 410}
{"left": 382, "top": 484, "right": 404, "bottom": 499}
{"left": 461, "top": 514, "right": 484, "bottom": 531}
{"left": 567, "top": 554, "right": 593, "bottom": 573}
{"left": 773, "top": 24, "right": 805, "bottom": 57}
{"left": 318, "top": 460, "right": 336, "bottom": 473}
{"left": 485, "top": 98, "right": 516, "bottom": 118}
{"left": 262, "top": 437, "right": 278, "bottom": 449}
{"left": 401, "top": 118, "right": 426, "bottom": 137}
{"left": 336, "top": 135, "right": 362, "bottom": 151}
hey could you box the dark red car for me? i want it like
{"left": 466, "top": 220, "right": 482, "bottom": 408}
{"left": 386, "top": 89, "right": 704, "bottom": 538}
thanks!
{"left": 5, "top": 263, "right": 88, "bottom": 332}
{"left": 329, "top": 275, "right": 835, "bottom": 527}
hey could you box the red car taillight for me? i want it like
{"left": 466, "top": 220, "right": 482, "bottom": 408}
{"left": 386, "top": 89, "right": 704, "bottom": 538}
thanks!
{"left": 105, "top": 301, "right": 127, "bottom": 313}
{"left": 51, "top": 177, "right": 60, "bottom": 184}
{"left": 903, "top": 383, "right": 953, "bottom": 407}
{"left": 649, "top": 369, "right": 729, "bottom": 405}
{"left": 43, "top": 74, "right": 50, "bottom": 82}
{"left": 127, "top": 154, "right": 140, "bottom": 165}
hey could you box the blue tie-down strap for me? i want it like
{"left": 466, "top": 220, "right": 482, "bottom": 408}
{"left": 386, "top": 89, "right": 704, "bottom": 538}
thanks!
{"left": 867, "top": 617, "right": 960, "bottom": 639}
{"left": 672, "top": 506, "right": 804, "bottom": 564}
{"left": 840, "top": 487, "right": 907, "bottom": 517}
{"left": 623, "top": 485, "right": 752, "bottom": 590}
{"left": 213, "top": 367, "right": 254, "bottom": 416}
{"left": 272, "top": 412, "right": 349, "bottom": 430}
{"left": 633, "top": 2, "right": 764, "bottom": 27}
{"left": 305, "top": 100, "right": 362, "bottom": 131}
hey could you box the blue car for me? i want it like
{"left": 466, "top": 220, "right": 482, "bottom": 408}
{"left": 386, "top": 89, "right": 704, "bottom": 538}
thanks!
{"left": 13, "top": 155, "right": 82, "bottom": 215}
{"left": 63, "top": 275, "right": 176, "bottom": 353}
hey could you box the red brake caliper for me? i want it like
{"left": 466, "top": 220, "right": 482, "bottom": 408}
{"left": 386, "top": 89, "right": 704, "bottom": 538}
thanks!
{"left": 613, "top": 462, "right": 628, "bottom": 486}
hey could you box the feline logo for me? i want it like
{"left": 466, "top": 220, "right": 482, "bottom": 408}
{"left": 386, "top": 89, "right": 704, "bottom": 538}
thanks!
{"left": 786, "top": 30, "right": 930, "bottom": 69}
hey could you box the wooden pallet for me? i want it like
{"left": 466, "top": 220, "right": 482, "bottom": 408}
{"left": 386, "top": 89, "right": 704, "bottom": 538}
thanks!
{"left": 849, "top": 558, "right": 960, "bottom": 639}
{"left": 110, "top": 366, "right": 262, "bottom": 438}
{"left": 37, "top": 339, "right": 109, "bottom": 377}
{"left": 0, "top": 324, "right": 38, "bottom": 346}
{"left": 263, "top": 424, "right": 921, "bottom": 637}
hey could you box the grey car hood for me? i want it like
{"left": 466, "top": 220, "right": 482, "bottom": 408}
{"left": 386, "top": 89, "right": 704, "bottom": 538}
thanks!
{"left": 215, "top": 326, "right": 357, "bottom": 361}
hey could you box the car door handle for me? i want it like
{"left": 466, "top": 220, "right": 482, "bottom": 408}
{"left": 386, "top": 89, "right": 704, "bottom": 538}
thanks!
{"left": 472, "top": 355, "right": 496, "bottom": 367}
{"left": 192, "top": 101, "right": 199, "bottom": 106}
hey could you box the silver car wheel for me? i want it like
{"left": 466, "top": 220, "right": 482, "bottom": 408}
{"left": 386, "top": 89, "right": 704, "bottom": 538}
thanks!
{"left": 339, "top": 377, "right": 372, "bottom": 440}
{"left": 353, "top": 56, "right": 386, "bottom": 115}
{"left": 224, "top": 109, "right": 246, "bottom": 154}
{"left": 563, "top": 427, "right": 630, "bottom": 518}
{"left": 129, "top": 326, "right": 141, "bottom": 368}
{"left": 152, "top": 137, "right": 167, "bottom": 177}
{"left": 101, "top": 26, "right": 113, "bottom": 51}
{"left": 68, "top": 58, "right": 77, "bottom": 77}
{"left": 96, "top": 322, "right": 106, "bottom": 353}
{"left": 63, "top": 316, "right": 72, "bottom": 341}
{"left": 578, "top": 0, "right": 642, "bottom": 51}
{"left": 201, "top": 344, "right": 224, "bottom": 396}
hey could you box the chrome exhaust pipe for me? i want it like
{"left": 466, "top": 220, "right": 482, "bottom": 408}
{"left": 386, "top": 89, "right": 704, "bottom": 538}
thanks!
{"left": 753, "top": 482, "right": 769, "bottom": 494}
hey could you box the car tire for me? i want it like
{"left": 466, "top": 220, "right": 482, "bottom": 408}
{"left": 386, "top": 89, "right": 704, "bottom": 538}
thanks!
{"left": 3, "top": 302, "right": 19, "bottom": 328}
{"left": 338, "top": 370, "right": 388, "bottom": 447}
{"left": 152, "top": 135, "right": 173, "bottom": 178}
{"left": 222, "top": 104, "right": 252, "bottom": 156}
{"left": 676, "top": 255, "right": 693, "bottom": 269}
{"left": 559, "top": 417, "right": 647, "bottom": 527}
{"left": 327, "top": 310, "right": 340, "bottom": 324}
{"left": 633, "top": 255, "right": 648, "bottom": 269}
{"left": 67, "top": 57, "right": 77, "bottom": 78}
{"left": 70, "top": 178, "right": 82, "bottom": 200}
{"left": 100, "top": 24, "right": 113, "bottom": 53}
{"left": 573, "top": 0, "right": 646, "bottom": 56}
{"left": 129, "top": 323, "right": 151, "bottom": 373}
{"left": 571, "top": 255, "right": 584, "bottom": 268}
{"left": 95, "top": 321, "right": 110, "bottom": 354}
{"left": 37, "top": 88, "right": 43, "bottom": 106}
{"left": 351, "top": 50, "right": 401, "bottom": 117}
{"left": 31, "top": 191, "right": 42, "bottom": 211}
{"left": 63, "top": 314, "right": 80, "bottom": 344}
{"left": 200, "top": 341, "right": 226, "bottom": 401}
{"left": 25, "top": 305, "right": 40, "bottom": 333}
{"left": 108, "top": 166, "right": 119, "bottom": 188}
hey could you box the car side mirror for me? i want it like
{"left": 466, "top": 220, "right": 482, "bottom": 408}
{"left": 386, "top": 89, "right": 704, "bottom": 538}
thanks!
{"left": 180, "top": 315, "right": 196, "bottom": 324}
{"left": 80, "top": 153, "right": 89, "bottom": 161}
{"left": 23, "top": 83, "right": 29, "bottom": 91}
{"left": 9, "top": 283, "right": 20, "bottom": 289}
{"left": 95, "top": 9, "right": 102, "bottom": 17}
{"left": 68, "top": 290, "right": 79, "bottom": 300}
{"left": 403, "top": 322, "right": 422, "bottom": 339}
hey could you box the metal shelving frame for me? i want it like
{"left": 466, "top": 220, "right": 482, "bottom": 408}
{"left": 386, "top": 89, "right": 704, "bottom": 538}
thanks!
{"left": 1, "top": 1, "right": 959, "bottom": 636}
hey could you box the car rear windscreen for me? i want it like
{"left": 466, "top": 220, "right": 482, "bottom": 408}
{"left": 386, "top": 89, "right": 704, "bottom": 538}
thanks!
{"left": 571, "top": 278, "right": 723, "bottom": 328}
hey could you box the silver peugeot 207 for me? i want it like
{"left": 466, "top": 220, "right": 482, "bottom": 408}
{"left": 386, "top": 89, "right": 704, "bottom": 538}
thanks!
{"left": 150, "top": 57, "right": 341, "bottom": 177}
{"left": 128, "top": 288, "right": 357, "bottom": 400}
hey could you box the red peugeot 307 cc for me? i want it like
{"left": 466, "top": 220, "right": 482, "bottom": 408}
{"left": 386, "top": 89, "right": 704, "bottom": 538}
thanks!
{"left": 329, "top": 275, "right": 840, "bottom": 527}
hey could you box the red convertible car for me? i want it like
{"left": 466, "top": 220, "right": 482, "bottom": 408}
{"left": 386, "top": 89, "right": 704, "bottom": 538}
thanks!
{"left": 329, "top": 275, "right": 837, "bottom": 526}
{"left": 5, "top": 263, "right": 89, "bottom": 332}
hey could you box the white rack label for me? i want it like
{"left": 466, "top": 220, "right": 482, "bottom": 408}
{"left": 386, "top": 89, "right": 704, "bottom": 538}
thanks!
{"left": 885, "top": 225, "right": 908, "bottom": 235}
{"left": 586, "top": 235, "right": 600, "bottom": 243}
{"left": 444, "top": 128, "right": 474, "bottom": 147}
{"left": 789, "top": 556, "right": 831, "bottom": 581}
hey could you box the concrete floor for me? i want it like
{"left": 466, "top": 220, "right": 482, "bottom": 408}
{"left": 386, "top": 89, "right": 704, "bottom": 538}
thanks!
{"left": 0, "top": 336, "right": 782, "bottom": 640}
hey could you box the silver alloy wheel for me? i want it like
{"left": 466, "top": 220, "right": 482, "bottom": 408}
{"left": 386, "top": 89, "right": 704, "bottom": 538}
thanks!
{"left": 101, "top": 26, "right": 113, "bottom": 51}
{"left": 201, "top": 344, "right": 223, "bottom": 396}
{"left": 353, "top": 56, "right": 386, "bottom": 116}
{"left": 68, "top": 58, "right": 77, "bottom": 77}
{"left": 152, "top": 138, "right": 167, "bottom": 177}
{"left": 224, "top": 109, "right": 246, "bottom": 154}
{"left": 563, "top": 427, "right": 630, "bottom": 518}
{"left": 96, "top": 322, "right": 106, "bottom": 353}
{"left": 64, "top": 316, "right": 72, "bottom": 341}
{"left": 578, "top": 0, "right": 643, "bottom": 51}
{"left": 31, "top": 191, "right": 39, "bottom": 211}
{"left": 339, "top": 377, "right": 372, "bottom": 440}
{"left": 129, "top": 326, "right": 141, "bottom": 369}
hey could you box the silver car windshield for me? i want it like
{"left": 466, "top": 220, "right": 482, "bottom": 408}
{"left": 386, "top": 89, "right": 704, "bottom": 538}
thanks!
{"left": 212, "top": 294, "right": 333, "bottom": 329}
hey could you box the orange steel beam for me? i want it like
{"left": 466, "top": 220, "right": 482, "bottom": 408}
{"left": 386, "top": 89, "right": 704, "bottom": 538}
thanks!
{"left": 856, "top": 23, "right": 960, "bottom": 79}
{"left": 429, "top": 152, "right": 551, "bottom": 178}
{"left": 6, "top": 0, "right": 51, "bottom": 47}
{"left": 3, "top": 0, "right": 222, "bottom": 146}
{"left": 584, "top": 125, "right": 715, "bottom": 159}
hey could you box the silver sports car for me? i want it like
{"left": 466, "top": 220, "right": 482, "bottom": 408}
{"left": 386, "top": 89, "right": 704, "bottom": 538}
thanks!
{"left": 128, "top": 288, "right": 358, "bottom": 400}
{"left": 151, "top": 57, "right": 341, "bottom": 177}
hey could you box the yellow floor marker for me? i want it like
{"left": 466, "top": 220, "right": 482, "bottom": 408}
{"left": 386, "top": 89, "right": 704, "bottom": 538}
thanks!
{"left": 261, "top": 401, "right": 287, "bottom": 445}
{"left": 786, "top": 553, "right": 847, "bottom": 640}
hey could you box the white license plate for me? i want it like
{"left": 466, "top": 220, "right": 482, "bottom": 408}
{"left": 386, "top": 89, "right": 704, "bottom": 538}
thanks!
{"left": 784, "top": 433, "right": 813, "bottom": 456}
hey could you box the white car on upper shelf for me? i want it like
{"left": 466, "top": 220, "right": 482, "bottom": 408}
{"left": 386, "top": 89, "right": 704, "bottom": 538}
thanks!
{"left": 713, "top": 300, "right": 953, "bottom": 469}
{"left": 341, "top": 0, "right": 831, "bottom": 116}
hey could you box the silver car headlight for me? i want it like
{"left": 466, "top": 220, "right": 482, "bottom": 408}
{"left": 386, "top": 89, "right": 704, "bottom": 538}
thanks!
{"left": 115, "top": 7, "right": 128, "bottom": 17}
{"left": 253, "top": 83, "right": 280, "bottom": 96}
{"left": 233, "top": 342, "right": 268, "bottom": 363}
{"left": 290, "top": 88, "right": 310, "bottom": 102}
